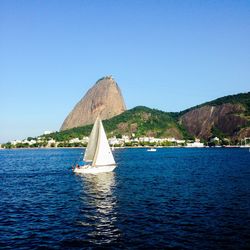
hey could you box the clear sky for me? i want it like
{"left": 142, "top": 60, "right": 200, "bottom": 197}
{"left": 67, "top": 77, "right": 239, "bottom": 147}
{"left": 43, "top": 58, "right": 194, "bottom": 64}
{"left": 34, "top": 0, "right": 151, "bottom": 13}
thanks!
{"left": 0, "top": 0, "right": 249, "bottom": 142}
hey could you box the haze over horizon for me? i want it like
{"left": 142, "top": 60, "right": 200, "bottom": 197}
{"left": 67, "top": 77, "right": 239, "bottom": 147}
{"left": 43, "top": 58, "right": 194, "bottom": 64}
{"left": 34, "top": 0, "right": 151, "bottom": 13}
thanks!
{"left": 0, "top": 0, "right": 249, "bottom": 143}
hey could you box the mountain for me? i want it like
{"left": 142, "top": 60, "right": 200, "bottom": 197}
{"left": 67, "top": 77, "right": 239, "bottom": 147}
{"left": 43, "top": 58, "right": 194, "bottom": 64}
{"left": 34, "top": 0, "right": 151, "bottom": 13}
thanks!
{"left": 47, "top": 106, "right": 191, "bottom": 142}
{"left": 46, "top": 92, "right": 250, "bottom": 143}
{"left": 179, "top": 92, "right": 250, "bottom": 140}
{"left": 102, "top": 106, "right": 189, "bottom": 139}
{"left": 60, "top": 76, "right": 126, "bottom": 131}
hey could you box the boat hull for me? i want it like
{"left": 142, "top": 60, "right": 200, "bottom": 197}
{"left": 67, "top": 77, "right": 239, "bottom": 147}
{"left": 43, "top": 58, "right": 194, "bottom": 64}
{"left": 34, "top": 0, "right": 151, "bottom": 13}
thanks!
{"left": 73, "top": 164, "right": 116, "bottom": 174}
{"left": 147, "top": 148, "right": 156, "bottom": 152}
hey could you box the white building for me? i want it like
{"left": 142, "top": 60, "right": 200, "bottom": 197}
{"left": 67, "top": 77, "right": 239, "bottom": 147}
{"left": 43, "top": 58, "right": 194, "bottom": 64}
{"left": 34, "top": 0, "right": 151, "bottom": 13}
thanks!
{"left": 149, "top": 137, "right": 162, "bottom": 143}
{"left": 43, "top": 131, "right": 53, "bottom": 135}
{"left": 21, "top": 139, "right": 36, "bottom": 145}
{"left": 176, "top": 140, "right": 185, "bottom": 144}
{"left": 11, "top": 140, "right": 22, "bottom": 145}
{"left": 47, "top": 139, "right": 56, "bottom": 146}
{"left": 166, "top": 137, "right": 177, "bottom": 142}
{"left": 69, "top": 138, "right": 81, "bottom": 144}
{"left": 37, "top": 136, "right": 47, "bottom": 143}
{"left": 186, "top": 141, "right": 204, "bottom": 148}
{"left": 210, "top": 137, "right": 220, "bottom": 142}
{"left": 131, "top": 138, "right": 139, "bottom": 143}
{"left": 82, "top": 137, "right": 89, "bottom": 143}
{"left": 109, "top": 137, "right": 120, "bottom": 145}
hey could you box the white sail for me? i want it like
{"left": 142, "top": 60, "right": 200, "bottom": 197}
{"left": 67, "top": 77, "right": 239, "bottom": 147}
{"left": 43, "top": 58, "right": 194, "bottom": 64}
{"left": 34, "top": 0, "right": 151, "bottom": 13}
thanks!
{"left": 83, "top": 118, "right": 99, "bottom": 162}
{"left": 74, "top": 117, "right": 116, "bottom": 174}
{"left": 92, "top": 120, "right": 116, "bottom": 167}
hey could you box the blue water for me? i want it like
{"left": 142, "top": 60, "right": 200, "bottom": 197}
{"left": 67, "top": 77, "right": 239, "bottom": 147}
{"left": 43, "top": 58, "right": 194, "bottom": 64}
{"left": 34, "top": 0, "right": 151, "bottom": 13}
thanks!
{"left": 0, "top": 148, "right": 249, "bottom": 250}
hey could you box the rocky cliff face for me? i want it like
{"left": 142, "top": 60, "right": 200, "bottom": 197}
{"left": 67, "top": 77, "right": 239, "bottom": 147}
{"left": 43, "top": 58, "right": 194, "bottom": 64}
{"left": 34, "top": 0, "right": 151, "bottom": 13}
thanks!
{"left": 180, "top": 103, "right": 249, "bottom": 139}
{"left": 60, "top": 76, "right": 126, "bottom": 131}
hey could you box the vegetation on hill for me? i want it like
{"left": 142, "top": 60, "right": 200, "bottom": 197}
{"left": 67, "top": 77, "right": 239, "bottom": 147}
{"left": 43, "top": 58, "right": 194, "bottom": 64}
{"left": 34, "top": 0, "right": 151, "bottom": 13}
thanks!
{"left": 44, "top": 93, "right": 250, "bottom": 142}
{"left": 178, "top": 92, "right": 250, "bottom": 141}
{"left": 179, "top": 92, "right": 250, "bottom": 116}
{"left": 46, "top": 125, "right": 93, "bottom": 142}
{"left": 2, "top": 92, "right": 249, "bottom": 149}
{"left": 103, "top": 106, "right": 191, "bottom": 139}
{"left": 44, "top": 106, "right": 193, "bottom": 141}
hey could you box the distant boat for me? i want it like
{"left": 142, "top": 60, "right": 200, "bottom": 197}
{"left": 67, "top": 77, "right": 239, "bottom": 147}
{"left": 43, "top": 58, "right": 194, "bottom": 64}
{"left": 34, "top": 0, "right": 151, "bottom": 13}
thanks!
{"left": 74, "top": 117, "right": 116, "bottom": 174}
{"left": 147, "top": 148, "right": 157, "bottom": 152}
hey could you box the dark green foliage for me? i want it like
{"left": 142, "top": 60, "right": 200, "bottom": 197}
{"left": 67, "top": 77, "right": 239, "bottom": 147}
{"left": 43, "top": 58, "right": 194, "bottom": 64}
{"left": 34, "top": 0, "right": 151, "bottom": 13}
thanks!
{"left": 16, "top": 143, "right": 29, "bottom": 148}
{"left": 43, "top": 125, "right": 92, "bottom": 141}
{"left": 27, "top": 137, "right": 36, "bottom": 141}
{"left": 116, "top": 134, "right": 122, "bottom": 139}
{"left": 180, "top": 92, "right": 250, "bottom": 116}
{"left": 221, "top": 138, "right": 230, "bottom": 146}
{"left": 102, "top": 106, "right": 186, "bottom": 138}
{"left": 211, "top": 126, "right": 226, "bottom": 139}
{"left": 2, "top": 142, "right": 12, "bottom": 149}
{"left": 46, "top": 106, "right": 191, "bottom": 141}
{"left": 5, "top": 92, "right": 248, "bottom": 147}
{"left": 206, "top": 92, "right": 250, "bottom": 113}
{"left": 176, "top": 123, "right": 194, "bottom": 140}
{"left": 49, "top": 92, "right": 250, "bottom": 143}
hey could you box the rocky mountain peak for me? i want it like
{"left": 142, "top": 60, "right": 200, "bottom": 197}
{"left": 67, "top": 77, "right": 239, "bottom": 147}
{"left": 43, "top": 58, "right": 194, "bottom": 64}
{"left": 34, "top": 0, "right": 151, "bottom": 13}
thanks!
{"left": 60, "top": 76, "right": 126, "bottom": 131}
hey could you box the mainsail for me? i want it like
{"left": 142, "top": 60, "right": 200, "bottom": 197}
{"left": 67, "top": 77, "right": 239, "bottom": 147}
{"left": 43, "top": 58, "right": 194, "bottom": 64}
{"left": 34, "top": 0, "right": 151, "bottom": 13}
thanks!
{"left": 92, "top": 120, "right": 116, "bottom": 167}
{"left": 83, "top": 117, "right": 115, "bottom": 167}
{"left": 83, "top": 118, "right": 99, "bottom": 162}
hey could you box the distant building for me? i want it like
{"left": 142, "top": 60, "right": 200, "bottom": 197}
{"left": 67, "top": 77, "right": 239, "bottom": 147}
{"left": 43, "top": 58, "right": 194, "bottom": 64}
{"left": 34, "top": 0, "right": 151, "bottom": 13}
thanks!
{"left": 131, "top": 138, "right": 139, "bottom": 143}
{"left": 69, "top": 138, "right": 81, "bottom": 144}
{"left": 140, "top": 137, "right": 149, "bottom": 142}
{"left": 109, "top": 136, "right": 126, "bottom": 146}
{"left": 210, "top": 137, "right": 220, "bottom": 142}
{"left": 166, "top": 137, "right": 177, "bottom": 142}
{"left": 44, "top": 131, "right": 53, "bottom": 135}
{"left": 82, "top": 137, "right": 89, "bottom": 143}
{"left": 109, "top": 137, "right": 120, "bottom": 145}
{"left": 176, "top": 140, "right": 185, "bottom": 144}
{"left": 122, "top": 135, "right": 130, "bottom": 141}
{"left": 186, "top": 141, "right": 204, "bottom": 148}
{"left": 11, "top": 140, "right": 22, "bottom": 145}
{"left": 47, "top": 139, "right": 56, "bottom": 146}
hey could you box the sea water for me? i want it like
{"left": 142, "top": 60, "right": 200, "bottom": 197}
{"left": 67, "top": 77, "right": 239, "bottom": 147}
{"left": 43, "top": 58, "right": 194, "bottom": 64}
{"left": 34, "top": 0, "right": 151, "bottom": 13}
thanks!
{"left": 0, "top": 148, "right": 249, "bottom": 249}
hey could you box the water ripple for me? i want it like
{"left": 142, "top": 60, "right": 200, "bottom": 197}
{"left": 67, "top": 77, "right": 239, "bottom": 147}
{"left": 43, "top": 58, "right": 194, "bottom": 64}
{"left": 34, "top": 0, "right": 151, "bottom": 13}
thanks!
{"left": 0, "top": 148, "right": 250, "bottom": 249}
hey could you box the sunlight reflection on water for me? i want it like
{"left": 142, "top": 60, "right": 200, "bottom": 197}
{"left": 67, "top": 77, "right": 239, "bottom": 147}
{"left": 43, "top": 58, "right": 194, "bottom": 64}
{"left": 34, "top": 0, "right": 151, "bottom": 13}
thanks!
{"left": 76, "top": 172, "right": 120, "bottom": 244}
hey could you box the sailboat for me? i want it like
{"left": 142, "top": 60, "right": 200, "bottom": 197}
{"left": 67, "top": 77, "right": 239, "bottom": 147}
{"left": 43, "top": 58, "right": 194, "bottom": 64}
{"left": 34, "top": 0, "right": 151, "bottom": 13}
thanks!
{"left": 147, "top": 147, "right": 156, "bottom": 152}
{"left": 73, "top": 117, "right": 116, "bottom": 174}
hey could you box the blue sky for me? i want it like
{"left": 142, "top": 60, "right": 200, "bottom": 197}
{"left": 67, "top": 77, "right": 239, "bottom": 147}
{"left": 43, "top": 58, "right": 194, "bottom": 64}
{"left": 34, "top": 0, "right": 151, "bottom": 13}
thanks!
{"left": 0, "top": 0, "right": 249, "bottom": 142}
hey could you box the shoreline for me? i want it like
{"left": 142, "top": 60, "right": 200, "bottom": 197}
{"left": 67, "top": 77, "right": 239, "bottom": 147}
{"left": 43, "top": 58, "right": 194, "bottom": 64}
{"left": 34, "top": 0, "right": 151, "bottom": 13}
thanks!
{"left": 0, "top": 145, "right": 248, "bottom": 150}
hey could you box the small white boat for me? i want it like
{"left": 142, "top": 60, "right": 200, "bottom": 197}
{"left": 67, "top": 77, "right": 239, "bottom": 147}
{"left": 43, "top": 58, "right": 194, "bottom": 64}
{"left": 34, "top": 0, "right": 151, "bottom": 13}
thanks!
{"left": 147, "top": 148, "right": 157, "bottom": 152}
{"left": 74, "top": 117, "right": 116, "bottom": 174}
{"left": 74, "top": 164, "right": 116, "bottom": 174}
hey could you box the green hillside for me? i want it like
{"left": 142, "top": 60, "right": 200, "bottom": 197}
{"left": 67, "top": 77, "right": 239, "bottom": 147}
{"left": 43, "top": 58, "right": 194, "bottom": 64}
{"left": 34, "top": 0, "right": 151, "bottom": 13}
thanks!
{"left": 3, "top": 92, "right": 250, "bottom": 149}
{"left": 179, "top": 92, "right": 250, "bottom": 116}
{"left": 44, "top": 106, "right": 192, "bottom": 141}
{"left": 44, "top": 92, "right": 250, "bottom": 142}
